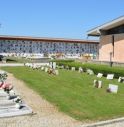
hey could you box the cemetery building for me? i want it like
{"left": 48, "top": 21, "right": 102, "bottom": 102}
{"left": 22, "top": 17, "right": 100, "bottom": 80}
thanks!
{"left": 0, "top": 35, "right": 98, "bottom": 59}
{"left": 87, "top": 16, "right": 124, "bottom": 63}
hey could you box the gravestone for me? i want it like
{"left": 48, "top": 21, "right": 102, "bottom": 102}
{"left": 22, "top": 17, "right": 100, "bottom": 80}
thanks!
{"left": 45, "top": 67, "right": 48, "bottom": 73}
{"left": 53, "top": 62, "right": 56, "bottom": 69}
{"left": 98, "top": 81, "right": 102, "bottom": 88}
{"left": 97, "top": 73, "right": 103, "bottom": 78}
{"left": 108, "top": 84, "right": 118, "bottom": 93}
{"left": 71, "top": 67, "right": 75, "bottom": 71}
{"left": 41, "top": 66, "right": 45, "bottom": 71}
{"left": 93, "top": 80, "right": 102, "bottom": 88}
{"left": 118, "top": 77, "right": 124, "bottom": 83}
{"left": 79, "top": 67, "right": 83, "bottom": 73}
{"left": 49, "top": 62, "right": 53, "bottom": 68}
{"left": 106, "top": 74, "right": 114, "bottom": 80}
{"left": 87, "top": 69, "right": 94, "bottom": 75}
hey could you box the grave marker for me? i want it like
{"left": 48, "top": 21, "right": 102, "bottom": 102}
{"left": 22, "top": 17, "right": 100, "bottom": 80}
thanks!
{"left": 97, "top": 73, "right": 103, "bottom": 78}
{"left": 108, "top": 84, "right": 118, "bottom": 93}
{"left": 106, "top": 74, "right": 114, "bottom": 80}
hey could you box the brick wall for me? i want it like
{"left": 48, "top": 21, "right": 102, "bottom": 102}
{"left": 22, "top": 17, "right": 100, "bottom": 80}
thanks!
{"left": 99, "top": 33, "right": 124, "bottom": 62}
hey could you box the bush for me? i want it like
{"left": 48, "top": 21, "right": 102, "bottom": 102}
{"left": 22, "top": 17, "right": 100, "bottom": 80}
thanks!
{"left": 56, "top": 61, "right": 124, "bottom": 78}
{"left": 51, "top": 59, "right": 74, "bottom": 63}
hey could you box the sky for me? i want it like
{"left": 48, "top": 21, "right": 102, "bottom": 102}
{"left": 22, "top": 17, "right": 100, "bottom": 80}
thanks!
{"left": 0, "top": 0, "right": 124, "bottom": 39}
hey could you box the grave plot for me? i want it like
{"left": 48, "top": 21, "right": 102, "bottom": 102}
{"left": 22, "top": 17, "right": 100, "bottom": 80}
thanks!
{"left": 0, "top": 71, "right": 32, "bottom": 118}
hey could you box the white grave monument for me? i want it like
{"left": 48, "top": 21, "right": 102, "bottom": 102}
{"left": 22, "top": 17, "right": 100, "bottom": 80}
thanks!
{"left": 49, "top": 62, "right": 53, "bottom": 68}
{"left": 53, "top": 62, "right": 56, "bottom": 69}
{"left": 45, "top": 67, "right": 48, "bottom": 73}
{"left": 108, "top": 84, "right": 118, "bottom": 93}
{"left": 98, "top": 81, "right": 102, "bottom": 88}
{"left": 118, "top": 77, "right": 124, "bottom": 83}
{"left": 71, "top": 67, "right": 75, "bottom": 71}
{"left": 79, "top": 67, "right": 83, "bottom": 73}
{"left": 93, "top": 80, "right": 97, "bottom": 87}
{"left": 97, "top": 73, "right": 103, "bottom": 78}
{"left": 41, "top": 66, "right": 45, "bottom": 71}
{"left": 106, "top": 74, "right": 114, "bottom": 80}
{"left": 93, "top": 80, "right": 102, "bottom": 88}
{"left": 87, "top": 69, "right": 94, "bottom": 75}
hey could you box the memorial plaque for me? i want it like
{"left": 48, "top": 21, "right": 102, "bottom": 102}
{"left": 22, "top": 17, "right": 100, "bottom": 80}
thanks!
{"left": 107, "top": 74, "right": 114, "bottom": 80}
{"left": 108, "top": 84, "right": 118, "bottom": 93}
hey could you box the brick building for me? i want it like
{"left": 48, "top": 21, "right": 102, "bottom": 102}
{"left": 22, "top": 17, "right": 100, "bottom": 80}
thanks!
{"left": 87, "top": 16, "right": 124, "bottom": 63}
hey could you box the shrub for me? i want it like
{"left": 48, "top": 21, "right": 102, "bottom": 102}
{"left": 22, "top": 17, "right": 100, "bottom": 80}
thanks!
{"left": 56, "top": 61, "right": 124, "bottom": 78}
{"left": 51, "top": 59, "right": 74, "bottom": 63}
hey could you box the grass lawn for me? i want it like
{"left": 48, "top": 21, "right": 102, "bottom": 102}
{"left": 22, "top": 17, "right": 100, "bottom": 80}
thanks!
{"left": 1, "top": 66, "right": 124, "bottom": 121}
{"left": 5, "top": 57, "right": 32, "bottom": 63}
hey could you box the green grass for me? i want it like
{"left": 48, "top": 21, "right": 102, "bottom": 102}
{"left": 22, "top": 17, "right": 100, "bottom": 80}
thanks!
{"left": 5, "top": 57, "right": 32, "bottom": 63}
{"left": 1, "top": 66, "right": 124, "bottom": 121}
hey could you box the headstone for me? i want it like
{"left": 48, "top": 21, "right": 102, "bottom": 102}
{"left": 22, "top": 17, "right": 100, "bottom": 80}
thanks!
{"left": 87, "top": 69, "right": 94, "bottom": 75}
{"left": 41, "top": 66, "right": 45, "bottom": 71}
{"left": 106, "top": 74, "right": 114, "bottom": 80}
{"left": 98, "top": 81, "right": 102, "bottom": 88}
{"left": 93, "top": 80, "right": 98, "bottom": 87}
{"left": 93, "top": 80, "right": 102, "bottom": 88}
{"left": 79, "top": 67, "right": 83, "bottom": 73}
{"left": 108, "top": 84, "right": 118, "bottom": 93}
{"left": 53, "top": 62, "right": 56, "bottom": 69}
{"left": 49, "top": 62, "right": 53, "bottom": 68}
{"left": 118, "top": 77, "right": 124, "bottom": 83}
{"left": 45, "top": 67, "right": 48, "bottom": 73}
{"left": 71, "top": 67, "right": 75, "bottom": 71}
{"left": 97, "top": 73, "right": 103, "bottom": 78}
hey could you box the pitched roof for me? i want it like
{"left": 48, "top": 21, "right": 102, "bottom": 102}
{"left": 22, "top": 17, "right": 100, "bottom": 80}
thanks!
{"left": 87, "top": 16, "right": 124, "bottom": 36}
{"left": 0, "top": 35, "right": 99, "bottom": 44}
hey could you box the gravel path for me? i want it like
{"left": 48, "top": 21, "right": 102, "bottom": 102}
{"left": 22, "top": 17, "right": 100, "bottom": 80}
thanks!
{"left": 0, "top": 73, "right": 124, "bottom": 127}
{"left": 0, "top": 73, "right": 82, "bottom": 127}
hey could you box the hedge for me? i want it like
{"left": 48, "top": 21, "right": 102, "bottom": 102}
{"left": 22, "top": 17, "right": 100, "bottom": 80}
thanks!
{"left": 56, "top": 61, "right": 124, "bottom": 78}
{"left": 51, "top": 59, "right": 74, "bottom": 63}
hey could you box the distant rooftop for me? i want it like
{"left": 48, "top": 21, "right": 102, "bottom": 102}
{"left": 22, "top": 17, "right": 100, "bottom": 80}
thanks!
{"left": 0, "top": 35, "right": 99, "bottom": 44}
{"left": 87, "top": 16, "right": 124, "bottom": 36}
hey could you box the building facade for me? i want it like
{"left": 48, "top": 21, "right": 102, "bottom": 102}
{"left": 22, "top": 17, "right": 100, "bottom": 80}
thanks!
{"left": 0, "top": 36, "right": 98, "bottom": 58}
{"left": 87, "top": 16, "right": 124, "bottom": 63}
